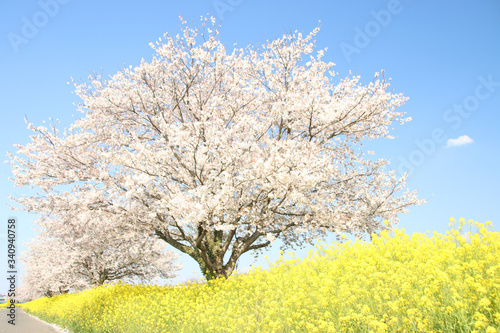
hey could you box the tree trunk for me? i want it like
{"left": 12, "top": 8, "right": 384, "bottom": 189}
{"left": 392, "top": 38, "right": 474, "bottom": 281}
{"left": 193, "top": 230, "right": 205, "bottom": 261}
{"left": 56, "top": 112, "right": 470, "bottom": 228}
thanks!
{"left": 156, "top": 227, "right": 269, "bottom": 281}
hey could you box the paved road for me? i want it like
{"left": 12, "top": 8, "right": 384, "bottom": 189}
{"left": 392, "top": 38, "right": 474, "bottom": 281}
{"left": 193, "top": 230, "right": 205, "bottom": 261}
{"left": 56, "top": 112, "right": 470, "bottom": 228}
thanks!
{"left": 0, "top": 308, "right": 65, "bottom": 333}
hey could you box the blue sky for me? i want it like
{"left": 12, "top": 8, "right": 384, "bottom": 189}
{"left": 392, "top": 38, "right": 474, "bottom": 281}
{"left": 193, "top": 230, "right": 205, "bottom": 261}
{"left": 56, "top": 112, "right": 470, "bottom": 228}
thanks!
{"left": 1, "top": 0, "right": 499, "bottom": 291}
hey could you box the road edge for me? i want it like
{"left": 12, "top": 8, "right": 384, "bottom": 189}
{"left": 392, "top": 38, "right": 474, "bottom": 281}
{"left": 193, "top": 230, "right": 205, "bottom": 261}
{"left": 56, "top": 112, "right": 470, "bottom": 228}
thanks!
{"left": 17, "top": 308, "right": 71, "bottom": 333}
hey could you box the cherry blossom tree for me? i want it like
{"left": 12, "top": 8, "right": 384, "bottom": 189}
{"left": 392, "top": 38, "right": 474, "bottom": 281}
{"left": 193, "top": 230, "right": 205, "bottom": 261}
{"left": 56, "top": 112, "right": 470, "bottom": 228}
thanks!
{"left": 19, "top": 211, "right": 181, "bottom": 299}
{"left": 9, "top": 16, "right": 424, "bottom": 280}
{"left": 20, "top": 235, "right": 90, "bottom": 300}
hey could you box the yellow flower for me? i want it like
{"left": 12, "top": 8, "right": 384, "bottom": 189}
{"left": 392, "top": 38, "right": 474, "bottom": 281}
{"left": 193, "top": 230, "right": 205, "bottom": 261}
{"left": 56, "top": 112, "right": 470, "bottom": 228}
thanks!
{"left": 20, "top": 218, "right": 499, "bottom": 333}
{"left": 478, "top": 297, "right": 491, "bottom": 308}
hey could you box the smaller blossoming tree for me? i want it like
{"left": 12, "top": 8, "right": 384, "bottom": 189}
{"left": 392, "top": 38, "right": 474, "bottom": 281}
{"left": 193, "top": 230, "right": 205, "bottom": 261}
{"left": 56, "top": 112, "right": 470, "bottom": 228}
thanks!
{"left": 19, "top": 210, "right": 181, "bottom": 299}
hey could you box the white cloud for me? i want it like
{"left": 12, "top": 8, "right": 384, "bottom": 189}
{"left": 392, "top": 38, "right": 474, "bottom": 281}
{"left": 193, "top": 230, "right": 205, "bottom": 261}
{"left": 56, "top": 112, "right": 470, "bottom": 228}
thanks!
{"left": 446, "top": 135, "right": 474, "bottom": 148}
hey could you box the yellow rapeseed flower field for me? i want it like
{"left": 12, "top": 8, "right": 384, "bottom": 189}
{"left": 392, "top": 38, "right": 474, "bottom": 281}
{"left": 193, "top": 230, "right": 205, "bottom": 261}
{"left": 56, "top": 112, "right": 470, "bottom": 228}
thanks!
{"left": 21, "top": 218, "right": 499, "bottom": 332}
